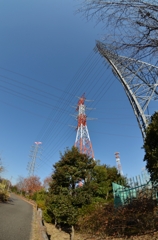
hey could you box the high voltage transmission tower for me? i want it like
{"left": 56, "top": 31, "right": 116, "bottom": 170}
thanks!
{"left": 96, "top": 41, "right": 158, "bottom": 140}
{"left": 75, "top": 94, "right": 95, "bottom": 159}
{"left": 115, "top": 152, "right": 123, "bottom": 176}
{"left": 27, "top": 142, "right": 42, "bottom": 176}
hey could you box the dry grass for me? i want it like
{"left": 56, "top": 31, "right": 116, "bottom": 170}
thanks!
{"left": 44, "top": 222, "right": 92, "bottom": 240}
{"left": 43, "top": 222, "right": 158, "bottom": 240}
{"left": 30, "top": 206, "right": 41, "bottom": 240}
{"left": 30, "top": 208, "right": 158, "bottom": 240}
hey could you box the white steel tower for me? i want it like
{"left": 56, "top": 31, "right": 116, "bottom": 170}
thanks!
{"left": 27, "top": 142, "right": 42, "bottom": 176}
{"left": 115, "top": 152, "right": 123, "bottom": 176}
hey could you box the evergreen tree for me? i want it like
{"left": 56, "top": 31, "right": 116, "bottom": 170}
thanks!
{"left": 143, "top": 112, "right": 158, "bottom": 181}
{"left": 47, "top": 146, "right": 96, "bottom": 226}
{"left": 46, "top": 146, "right": 126, "bottom": 230}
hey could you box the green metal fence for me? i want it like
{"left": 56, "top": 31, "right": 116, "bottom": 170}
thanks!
{"left": 112, "top": 172, "right": 156, "bottom": 208}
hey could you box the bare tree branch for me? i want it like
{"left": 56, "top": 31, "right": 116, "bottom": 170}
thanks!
{"left": 78, "top": 0, "right": 158, "bottom": 60}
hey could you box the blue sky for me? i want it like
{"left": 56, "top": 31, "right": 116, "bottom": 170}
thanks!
{"left": 0, "top": 0, "right": 156, "bottom": 185}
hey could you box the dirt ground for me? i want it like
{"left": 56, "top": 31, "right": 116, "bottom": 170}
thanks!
{"left": 31, "top": 207, "right": 41, "bottom": 240}
{"left": 44, "top": 222, "right": 90, "bottom": 240}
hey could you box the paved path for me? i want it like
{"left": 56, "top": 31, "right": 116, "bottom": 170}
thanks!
{"left": 0, "top": 193, "right": 33, "bottom": 240}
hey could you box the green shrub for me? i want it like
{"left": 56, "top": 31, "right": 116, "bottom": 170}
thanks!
{"left": 36, "top": 200, "right": 45, "bottom": 210}
{"left": 0, "top": 191, "right": 10, "bottom": 202}
{"left": 43, "top": 207, "right": 55, "bottom": 223}
{"left": 30, "top": 189, "right": 48, "bottom": 211}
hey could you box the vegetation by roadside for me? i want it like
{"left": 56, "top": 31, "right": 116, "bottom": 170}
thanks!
{"left": 11, "top": 110, "right": 158, "bottom": 240}
{"left": 44, "top": 221, "right": 158, "bottom": 240}
{"left": 0, "top": 178, "right": 10, "bottom": 202}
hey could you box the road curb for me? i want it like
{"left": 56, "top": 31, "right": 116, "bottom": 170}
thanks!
{"left": 37, "top": 208, "right": 49, "bottom": 240}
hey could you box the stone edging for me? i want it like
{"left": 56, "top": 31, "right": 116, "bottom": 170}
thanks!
{"left": 37, "top": 208, "right": 49, "bottom": 240}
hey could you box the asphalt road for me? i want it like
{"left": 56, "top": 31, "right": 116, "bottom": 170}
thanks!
{"left": 0, "top": 193, "right": 33, "bottom": 240}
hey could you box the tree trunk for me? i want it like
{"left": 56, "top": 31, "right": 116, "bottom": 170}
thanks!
{"left": 70, "top": 225, "right": 75, "bottom": 240}
{"left": 106, "top": 191, "right": 109, "bottom": 200}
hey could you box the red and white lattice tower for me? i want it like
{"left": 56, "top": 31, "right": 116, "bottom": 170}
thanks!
{"left": 115, "top": 152, "right": 123, "bottom": 176}
{"left": 75, "top": 94, "right": 94, "bottom": 159}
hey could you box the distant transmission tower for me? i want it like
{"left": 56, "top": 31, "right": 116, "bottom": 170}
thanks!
{"left": 141, "top": 168, "right": 150, "bottom": 184}
{"left": 96, "top": 41, "right": 158, "bottom": 140}
{"left": 75, "top": 94, "right": 95, "bottom": 159}
{"left": 27, "top": 142, "right": 42, "bottom": 176}
{"left": 115, "top": 152, "right": 123, "bottom": 176}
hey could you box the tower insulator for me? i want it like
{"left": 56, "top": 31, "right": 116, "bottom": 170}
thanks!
{"left": 115, "top": 152, "right": 123, "bottom": 176}
{"left": 75, "top": 94, "right": 94, "bottom": 159}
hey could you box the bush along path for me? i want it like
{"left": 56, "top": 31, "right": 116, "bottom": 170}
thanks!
{"left": 0, "top": 179, "right": 10, "bottom": 202}
{"left": 15, "top": 192, "right": 158, "bottom": 240}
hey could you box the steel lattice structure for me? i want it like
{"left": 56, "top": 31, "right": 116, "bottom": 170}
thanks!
{"left": 96, "top": 41, "right": 158, "bottom": 140}
{"left": 27, "top": 142, "right": 42, "bottom": 176}
{"left": 75, "top": 94, "right": 94, "bottom": 159}
{"left": 115, "top": 152, "right": 123, "bottom": 176}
